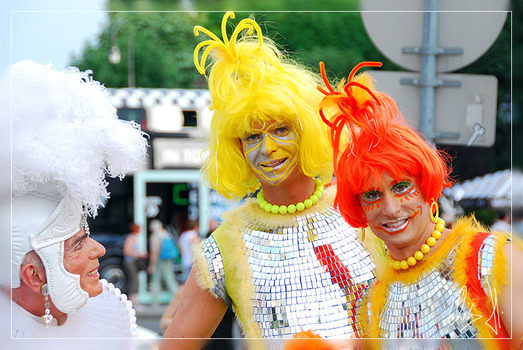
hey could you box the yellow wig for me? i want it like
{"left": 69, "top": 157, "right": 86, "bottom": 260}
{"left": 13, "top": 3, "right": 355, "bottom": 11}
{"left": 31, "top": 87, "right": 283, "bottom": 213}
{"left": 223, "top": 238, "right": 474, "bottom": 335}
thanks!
{"left": 194, "top": 12, "right": 333, "bottom": 199}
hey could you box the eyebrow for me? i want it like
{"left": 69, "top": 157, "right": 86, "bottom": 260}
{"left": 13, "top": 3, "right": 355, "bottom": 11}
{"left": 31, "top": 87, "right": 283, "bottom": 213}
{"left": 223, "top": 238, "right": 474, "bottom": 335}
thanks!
{"left": 72, "top": 232, "right": 89, "bottom": 246}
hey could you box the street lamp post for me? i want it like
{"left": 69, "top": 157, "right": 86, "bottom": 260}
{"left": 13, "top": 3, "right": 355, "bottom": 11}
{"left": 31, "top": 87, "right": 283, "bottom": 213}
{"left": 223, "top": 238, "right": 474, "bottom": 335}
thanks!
{"left": 109, "top": 17, "right": 136, "bottom": 87}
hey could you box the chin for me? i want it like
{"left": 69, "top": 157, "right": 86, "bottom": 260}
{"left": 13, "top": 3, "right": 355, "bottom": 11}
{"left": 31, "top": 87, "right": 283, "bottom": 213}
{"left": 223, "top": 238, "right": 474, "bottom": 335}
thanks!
{"left": 86, "top": 280, "right": 104, "bottom": 297}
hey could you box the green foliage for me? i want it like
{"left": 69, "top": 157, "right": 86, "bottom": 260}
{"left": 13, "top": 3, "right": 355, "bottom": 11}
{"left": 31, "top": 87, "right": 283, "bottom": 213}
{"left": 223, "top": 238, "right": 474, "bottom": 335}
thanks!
{"left": 72, "top": 11, "right": 393, "bottom": 88}
{"left": 465, "top": 208, "right": 498, "bottom": 227}
{"left": 253, "top": 12, "right": 398, "bottom": 81}
{"left": 71, "top": 12, "right": 205, "bottom": 88}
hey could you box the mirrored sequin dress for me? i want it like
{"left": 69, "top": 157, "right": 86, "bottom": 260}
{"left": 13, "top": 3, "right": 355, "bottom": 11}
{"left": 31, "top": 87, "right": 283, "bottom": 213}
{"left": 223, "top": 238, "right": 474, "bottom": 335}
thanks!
{"left": 364, "top": 218, "right": 510, "bottom": 341}
{"left": 196, "top": 187, "right": 376, "bottom": 339}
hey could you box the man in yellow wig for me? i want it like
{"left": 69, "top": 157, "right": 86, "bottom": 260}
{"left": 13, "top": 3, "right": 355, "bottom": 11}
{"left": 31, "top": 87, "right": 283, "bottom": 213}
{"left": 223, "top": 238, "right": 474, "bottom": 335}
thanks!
{"left": 162, "top": 12, "right": 377, "bottom": 347}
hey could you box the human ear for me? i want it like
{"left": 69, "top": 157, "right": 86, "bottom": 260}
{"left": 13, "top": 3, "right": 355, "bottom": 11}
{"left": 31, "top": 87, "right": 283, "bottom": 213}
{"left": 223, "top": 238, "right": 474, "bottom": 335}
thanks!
{"left": 19, "top": 261, "right": 46, "bottom": 294}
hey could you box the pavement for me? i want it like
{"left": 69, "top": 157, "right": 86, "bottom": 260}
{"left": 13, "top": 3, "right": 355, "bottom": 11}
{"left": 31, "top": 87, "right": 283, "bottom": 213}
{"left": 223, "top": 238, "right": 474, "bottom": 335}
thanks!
{"left": 135, "top": 303, "right": 165, "bottom": 336}
{"left": 134, "top": 303, "right": 241, "bottom": 350}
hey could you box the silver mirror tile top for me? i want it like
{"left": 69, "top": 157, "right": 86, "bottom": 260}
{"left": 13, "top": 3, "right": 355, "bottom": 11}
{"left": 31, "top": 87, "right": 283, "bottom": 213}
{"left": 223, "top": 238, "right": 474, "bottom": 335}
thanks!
{"left": 378, "top": 244, "right": 480, "bottom": 338}
{"left": 202, "top": 236, "right": 230, "bottom": 305}
{"left": 203, "top": 206, "right": 376, "bottom": 338}
{"left": 478, "top": 234, "right": 496, "bottom": 296}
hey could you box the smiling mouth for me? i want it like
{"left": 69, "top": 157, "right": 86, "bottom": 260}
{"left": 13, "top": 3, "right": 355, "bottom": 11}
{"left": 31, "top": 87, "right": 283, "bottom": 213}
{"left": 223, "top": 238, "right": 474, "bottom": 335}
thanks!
{"left": 261, "top": 158, "right": 287, "bottom": 170}
{"left": 86, "top": 267, "right": 99, "bottom": 278}
{"left": 382, "top": 218, "right": 409, "bottom": 233}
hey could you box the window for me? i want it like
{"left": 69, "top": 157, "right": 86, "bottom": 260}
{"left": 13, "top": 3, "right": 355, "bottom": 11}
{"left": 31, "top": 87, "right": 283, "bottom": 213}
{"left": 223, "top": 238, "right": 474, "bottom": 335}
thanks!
{"left": 182, "top": 110, "right": 197, "bottom": 127}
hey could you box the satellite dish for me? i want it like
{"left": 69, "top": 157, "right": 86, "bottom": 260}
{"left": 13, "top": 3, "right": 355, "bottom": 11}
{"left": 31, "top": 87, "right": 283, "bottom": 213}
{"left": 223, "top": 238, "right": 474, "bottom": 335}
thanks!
{"left": 360, "top": 0, "right": 509, "bottom": 72}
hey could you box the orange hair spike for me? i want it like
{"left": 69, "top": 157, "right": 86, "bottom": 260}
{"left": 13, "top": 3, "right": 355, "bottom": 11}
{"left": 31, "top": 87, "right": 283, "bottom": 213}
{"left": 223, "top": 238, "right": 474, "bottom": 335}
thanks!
{"left": 347, "top": 61, "right": 382, "bottom": 83}
{"left": 319, "top": 61, "right": 336, "bottom": 93}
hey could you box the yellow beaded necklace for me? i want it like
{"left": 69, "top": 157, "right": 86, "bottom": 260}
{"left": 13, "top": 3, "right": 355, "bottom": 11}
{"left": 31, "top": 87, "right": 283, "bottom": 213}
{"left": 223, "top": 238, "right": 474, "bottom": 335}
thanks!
{"left": 256, "top": 178, "right": 324, "bottom": 214}
{"left": 389, "top": 217, "right": 446, "bottom": 270}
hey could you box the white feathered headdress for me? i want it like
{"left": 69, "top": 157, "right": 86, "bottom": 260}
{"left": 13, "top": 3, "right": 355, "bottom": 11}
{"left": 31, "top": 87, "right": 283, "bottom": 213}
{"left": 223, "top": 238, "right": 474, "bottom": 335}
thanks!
{"left": 12, "top": 60, "right": 148, "bottom": 215}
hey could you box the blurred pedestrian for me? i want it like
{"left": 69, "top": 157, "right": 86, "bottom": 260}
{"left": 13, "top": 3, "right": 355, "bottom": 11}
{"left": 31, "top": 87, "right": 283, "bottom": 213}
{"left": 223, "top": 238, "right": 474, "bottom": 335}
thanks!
{"left": 178, "top": 219, "right": 200, "bottom": 283}
{"left": 491, "top": 211, "right": 511, "bottom": 234}
{"left": 148, "top": 219, "right": 179, "bottom": 306}
{"left": 123, "top": 222, "right": 148, "bottom": 306}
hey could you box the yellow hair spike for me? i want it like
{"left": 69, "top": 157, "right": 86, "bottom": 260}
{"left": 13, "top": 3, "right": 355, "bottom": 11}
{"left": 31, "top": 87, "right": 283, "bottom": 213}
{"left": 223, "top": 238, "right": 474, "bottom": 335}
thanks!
{"left": 194, "top": 12, "right": 263, "bottom": 76}
{"left": 221, "top": 11, "right": 235, "bottom": 46}
{"left": 228, "top": 19, "right": 263, "bottom": 57}
{"left": 194, "top": 40, "right": 220, "bottom": 74}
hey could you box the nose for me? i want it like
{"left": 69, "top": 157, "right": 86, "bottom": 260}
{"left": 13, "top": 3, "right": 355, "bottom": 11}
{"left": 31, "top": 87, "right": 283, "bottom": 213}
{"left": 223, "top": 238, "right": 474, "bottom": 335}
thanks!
{"left": 381, "top": 193, "right": 401, "bottom": 217}
{"left": 262, "top": 134, "right": 278, "bottom": 156}
{"left": 88, "top": 237, "right": 106, "bottom": 259}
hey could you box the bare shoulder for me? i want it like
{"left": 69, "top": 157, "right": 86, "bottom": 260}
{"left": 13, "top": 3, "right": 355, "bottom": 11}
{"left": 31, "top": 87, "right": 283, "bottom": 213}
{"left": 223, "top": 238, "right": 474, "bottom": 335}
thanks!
{"left": 163, "top": 265, "right": 228, "bottom": 340}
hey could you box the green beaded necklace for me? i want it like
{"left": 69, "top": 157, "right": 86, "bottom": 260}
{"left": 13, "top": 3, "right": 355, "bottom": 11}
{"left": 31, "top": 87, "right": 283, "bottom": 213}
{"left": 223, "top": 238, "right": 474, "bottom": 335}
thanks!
{"left": 256, "top": 178, "right": 324, "bottom": 215}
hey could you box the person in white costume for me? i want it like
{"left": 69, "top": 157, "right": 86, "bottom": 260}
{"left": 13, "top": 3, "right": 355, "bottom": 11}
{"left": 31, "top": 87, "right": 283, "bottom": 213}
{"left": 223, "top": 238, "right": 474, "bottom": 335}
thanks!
{"left": 2, "top": 60, "right": 148, "bottom": 339}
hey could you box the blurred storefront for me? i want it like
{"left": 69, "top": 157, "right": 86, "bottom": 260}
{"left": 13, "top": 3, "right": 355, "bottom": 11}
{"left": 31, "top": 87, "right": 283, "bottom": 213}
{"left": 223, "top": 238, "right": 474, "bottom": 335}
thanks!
{"left": 91, "top": 88, "right": 236, "bottom": 303}
{"left": 445, "top": 169, "right": 513, "bottom": 211}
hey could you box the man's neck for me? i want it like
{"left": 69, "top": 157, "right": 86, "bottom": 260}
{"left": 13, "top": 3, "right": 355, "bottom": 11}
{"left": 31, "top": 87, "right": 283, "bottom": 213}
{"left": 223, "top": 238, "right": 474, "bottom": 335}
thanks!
{"left": 12, "top": 286, "right": 68, "bottom": 325}
{"left": 261, "top": 174, "right": 315, "bottom": 206}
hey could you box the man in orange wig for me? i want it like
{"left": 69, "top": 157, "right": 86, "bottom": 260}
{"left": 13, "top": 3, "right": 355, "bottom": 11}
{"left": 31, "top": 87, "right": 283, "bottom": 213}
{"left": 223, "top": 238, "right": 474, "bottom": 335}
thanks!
{"left": 319, "top": 60, "right": 516, "bottom": 347}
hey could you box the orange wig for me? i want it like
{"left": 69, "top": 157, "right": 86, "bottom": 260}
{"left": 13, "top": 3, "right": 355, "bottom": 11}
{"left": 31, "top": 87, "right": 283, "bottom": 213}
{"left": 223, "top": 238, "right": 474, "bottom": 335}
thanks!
{"left": 318, "top": 61, "right": 453, "bottom": 228}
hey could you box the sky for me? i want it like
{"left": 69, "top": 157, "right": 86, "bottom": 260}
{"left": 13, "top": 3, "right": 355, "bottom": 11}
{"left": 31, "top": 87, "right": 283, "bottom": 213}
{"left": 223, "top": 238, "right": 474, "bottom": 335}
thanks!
{"left": 2, "top": 0, "right": 108, "bottom": 75}
{"left": 11, "top": 11, "right": 108, "bottom": 70}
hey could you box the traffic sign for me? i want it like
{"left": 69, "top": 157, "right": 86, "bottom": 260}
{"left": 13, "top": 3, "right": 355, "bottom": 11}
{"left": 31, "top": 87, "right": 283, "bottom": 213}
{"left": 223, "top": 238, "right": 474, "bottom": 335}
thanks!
{"left": 369, "top": 71, "right": 498, "bottom": 147}
{"left": 360, "top": 0, "right": 509, "bottom": 72}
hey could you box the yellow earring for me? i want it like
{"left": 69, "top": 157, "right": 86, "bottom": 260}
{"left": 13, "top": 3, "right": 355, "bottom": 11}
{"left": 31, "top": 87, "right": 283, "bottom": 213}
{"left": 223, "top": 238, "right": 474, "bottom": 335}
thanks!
{"left": 430, "top": 199, "right": 439, "bottom": 224}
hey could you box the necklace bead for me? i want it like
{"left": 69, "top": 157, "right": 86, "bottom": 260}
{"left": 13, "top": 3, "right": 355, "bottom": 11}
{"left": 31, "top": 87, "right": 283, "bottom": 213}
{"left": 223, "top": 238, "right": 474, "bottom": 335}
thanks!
{"left": 389, "top": 218, "right": 445, "bottom": 270}
{"left": 257, "top": 179, "right": 324, "bottom": 215}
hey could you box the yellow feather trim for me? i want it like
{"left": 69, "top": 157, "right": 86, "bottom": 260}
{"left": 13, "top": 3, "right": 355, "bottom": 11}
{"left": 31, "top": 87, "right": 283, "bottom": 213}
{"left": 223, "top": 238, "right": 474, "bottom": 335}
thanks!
{"left": 213, "top": 211, "right": 261, "bottom": 339}
{"left": 361, "top": 227, "right": 387, "bottom": 273}
{"left": 192, "top": 239, "right": 214, "bottom": 292}
{"left": 377, "top": 218, "right": 465, "bottom": 285}
{"left": 211, "top": 187, "right": 338, "bottom": 339}
{"left": 358, "top": 292, "right": 370, "bottom": 337}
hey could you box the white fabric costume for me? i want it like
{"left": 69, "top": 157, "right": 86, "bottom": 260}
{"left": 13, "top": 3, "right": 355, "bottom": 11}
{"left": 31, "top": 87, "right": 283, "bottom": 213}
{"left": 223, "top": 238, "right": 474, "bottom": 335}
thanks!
{"left": 5, "top": 280, "right": 137, "bottom": 338}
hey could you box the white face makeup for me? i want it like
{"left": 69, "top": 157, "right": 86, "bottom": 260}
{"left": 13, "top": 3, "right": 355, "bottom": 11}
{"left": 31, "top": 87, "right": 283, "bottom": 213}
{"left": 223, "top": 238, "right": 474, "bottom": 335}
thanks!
{"left": 242, "top": 121, "right": 300, "bottom": 186}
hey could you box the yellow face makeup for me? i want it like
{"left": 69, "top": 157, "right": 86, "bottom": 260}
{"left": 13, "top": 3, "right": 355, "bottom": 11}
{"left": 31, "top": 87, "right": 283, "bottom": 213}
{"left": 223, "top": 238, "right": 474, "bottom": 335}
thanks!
{"left": 242, "top": 121, "right": 300, "bottom": 185}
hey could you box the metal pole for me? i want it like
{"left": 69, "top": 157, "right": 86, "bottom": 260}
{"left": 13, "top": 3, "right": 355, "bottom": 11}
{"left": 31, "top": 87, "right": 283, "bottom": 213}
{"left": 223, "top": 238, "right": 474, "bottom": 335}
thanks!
{"left": 127, "top": 28, "right": 136, "bottom": 87}
{"left": 420, "top": 0, "right": 438, "bottom": 142}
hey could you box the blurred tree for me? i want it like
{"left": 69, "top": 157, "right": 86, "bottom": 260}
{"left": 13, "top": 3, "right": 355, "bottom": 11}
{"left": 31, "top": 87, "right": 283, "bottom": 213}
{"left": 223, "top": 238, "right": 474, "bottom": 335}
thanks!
{"left": 71, "top": 12, "right": 205, "bottom": 88}
{"left": 253, "top": 12, "right": 398, "bottom": 78}
{"left": 512, "top": 0, "right": 523, "bottom": 172}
